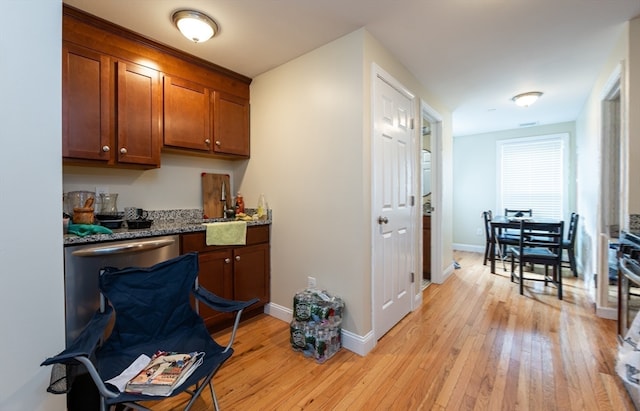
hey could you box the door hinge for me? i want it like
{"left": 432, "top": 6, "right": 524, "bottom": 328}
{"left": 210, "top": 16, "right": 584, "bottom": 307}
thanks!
{"left": 410, "top": 196, "right": 415, "bottom": 206}
{"left": 411, "top": 272, "right": 415, "bottom": 283}
{"left": 410, "top": 118, "right": 415, "bottom": 130}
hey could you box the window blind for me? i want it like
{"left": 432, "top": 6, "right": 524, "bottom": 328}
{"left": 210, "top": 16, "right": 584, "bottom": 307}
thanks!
{"left": 497, "top": 134, "right": 568, "bottom": 220}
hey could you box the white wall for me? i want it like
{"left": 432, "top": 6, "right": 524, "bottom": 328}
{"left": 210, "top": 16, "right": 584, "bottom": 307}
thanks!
{"left": 244, "top": 28, "right": 453, "bottom": 345}
{"left": 64, "top": 154, "right": 241, "bottom": 211}
{"left": 629, "top": 16, "right": 640, "bottom": 212}
{"left": 243, "top": 29, "right": 368, "bottom": 334}
{"left": 61, "top": 25, "right": 454, "bottom": 354}
{"left": 0, "top": 1, "right": 66, "bottom": 409}
{"left": 362, "top": 31, "right": 455, "bottom": 289}
{"left": 452, "top": 122, "right": 576, "bottom": 251}
{"left": 575, "top": 21, "right": 631, "bottom": 302}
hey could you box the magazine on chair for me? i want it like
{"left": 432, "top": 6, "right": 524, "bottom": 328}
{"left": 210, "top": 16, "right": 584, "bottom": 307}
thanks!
{"left": 124, "top": 351, "right": 205, "bottom": 396}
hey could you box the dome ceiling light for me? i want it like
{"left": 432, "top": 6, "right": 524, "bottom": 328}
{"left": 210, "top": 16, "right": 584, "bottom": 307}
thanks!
{"left": 172, "top": 10, "right": 218, "bottom": 43}
{"left": 512, "top": 91, "right": 543, "bottom": 107}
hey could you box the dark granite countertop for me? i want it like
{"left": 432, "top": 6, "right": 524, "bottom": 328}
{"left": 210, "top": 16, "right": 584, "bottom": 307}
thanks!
{"left": 64, "top": 208, "right": 271, "bottom": 246}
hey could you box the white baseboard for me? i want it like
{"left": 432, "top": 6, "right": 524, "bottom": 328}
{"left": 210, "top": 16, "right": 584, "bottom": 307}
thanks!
{"left": 341, "top": 329, "right": 375, "bottom": 356}
{"left": 440, "top": 261, "right": 456, "bottom": 282}
{"left": 596, "top": 305, "right": 617, "bottom": 320}
{"left": 264, "top": 302, "right": 374, "bottom": 357}
{"left": 453, "top": 243, "right": 484, "bottom": 253}
{"left": 264, "top": 302, "right": 292, "bottom": 322}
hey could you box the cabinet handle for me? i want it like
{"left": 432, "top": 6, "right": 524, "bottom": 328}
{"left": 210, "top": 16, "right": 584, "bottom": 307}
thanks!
{"left": 120, "top": 147, "right": 127, "bottom": 154}
{"left": 102, "top": 145, "right": 110, "bottom": 152}
{"left": 235, "top": 255, "right": 241, "bottom": 261}
{"left": 205, "top": 139, "right": 211, "bottom": 145}
{"left": 215, "top": 140, "right": 221, "bottom": 146}
{"left": 224, "top": 258, "right": 231, "bottom": 264}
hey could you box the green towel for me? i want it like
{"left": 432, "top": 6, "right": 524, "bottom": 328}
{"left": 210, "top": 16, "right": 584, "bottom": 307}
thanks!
{"left": 204, "top": 221, "right": 247, "bottom": 246}
{"left": 68, "top": 224, "right": 113, "bottom": 237}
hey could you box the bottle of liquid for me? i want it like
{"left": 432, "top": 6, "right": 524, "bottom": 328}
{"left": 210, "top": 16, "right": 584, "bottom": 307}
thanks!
{"left": 235, "top": 193, "right": 245, "bottom": 214}
{"left": 257, "top": 193, "right": 267, "bottom": 220}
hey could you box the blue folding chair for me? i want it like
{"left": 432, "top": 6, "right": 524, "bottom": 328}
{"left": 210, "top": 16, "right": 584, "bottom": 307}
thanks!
{"left": 42, "top": 252, "right": 258, "bottom": 410}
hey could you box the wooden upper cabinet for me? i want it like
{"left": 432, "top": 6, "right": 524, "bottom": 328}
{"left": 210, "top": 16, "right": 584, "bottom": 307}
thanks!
{"left": 62, "top": 42, "right": 160, "bottom": 168}
{"left": 63, "top": 5, "right": 252, "bottom": 165}
{"left": 163, "top": 76, "right": 211, "bottom": 152}
{"left": 163, "top": 77, "right": 250, "bottom": 158}
{"left": 62, "top": 42, "right": 112, "bottom": 162}
{"left": 213, "top": 92, "right": 250, "bottom": 157}
{"left": 116, "top": 61, "right": 161, "bottom": 167}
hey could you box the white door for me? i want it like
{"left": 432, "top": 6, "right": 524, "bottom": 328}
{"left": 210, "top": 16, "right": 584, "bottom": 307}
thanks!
{"left": 372, "top": 67, "right": 415, "bottom": 339}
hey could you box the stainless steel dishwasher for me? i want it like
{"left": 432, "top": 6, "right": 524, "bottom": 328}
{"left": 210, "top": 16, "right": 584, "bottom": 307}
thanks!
{"left": 63, "top": 235, "right": 180, "bottom": 346}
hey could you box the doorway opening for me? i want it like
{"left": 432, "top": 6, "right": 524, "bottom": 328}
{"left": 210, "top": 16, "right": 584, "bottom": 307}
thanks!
{"left": 597, "top": 62, "right": 628, "bottom": 318}
{"left": 421, "top": 100, "right": 443, "bottom": 289}
{"left": 421, "top": 118, "right": 432, "bottom": 290}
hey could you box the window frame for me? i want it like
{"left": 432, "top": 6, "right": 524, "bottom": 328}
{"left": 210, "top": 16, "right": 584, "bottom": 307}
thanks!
{"left": 496, "top": 133, "right": 569, "bottom": 221}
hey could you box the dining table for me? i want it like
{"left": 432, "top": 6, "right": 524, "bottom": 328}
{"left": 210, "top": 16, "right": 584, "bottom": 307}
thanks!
{"left": 489, "top": 215, "right": 562, "bottom": 274}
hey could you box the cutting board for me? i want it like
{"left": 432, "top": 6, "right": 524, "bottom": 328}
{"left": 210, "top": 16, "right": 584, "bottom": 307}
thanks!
{"left": 202, "top": 173, "right": 231, "bottom": 218}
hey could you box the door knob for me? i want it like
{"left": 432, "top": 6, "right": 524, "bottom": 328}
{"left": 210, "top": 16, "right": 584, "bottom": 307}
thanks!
{"left": 378, "top": 216, "right": 389, "bottom": 225}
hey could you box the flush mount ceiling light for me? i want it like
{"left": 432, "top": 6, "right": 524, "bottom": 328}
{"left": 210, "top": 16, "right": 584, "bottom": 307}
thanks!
{"left": 512, "top": 91, "right": 543, "bottom": 107}
{"left": 172, "top": 10, "right": 218, "bottom": 43}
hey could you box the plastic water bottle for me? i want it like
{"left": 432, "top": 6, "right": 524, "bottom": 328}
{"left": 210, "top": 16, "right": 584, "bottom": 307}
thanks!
{"left": 257, "top": 193, "right": 267, "bottom": 220}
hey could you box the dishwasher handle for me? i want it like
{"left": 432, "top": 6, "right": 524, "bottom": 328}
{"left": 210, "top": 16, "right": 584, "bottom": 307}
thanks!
{"left": 71, "top": 238, "right": 177, "bottom": 257}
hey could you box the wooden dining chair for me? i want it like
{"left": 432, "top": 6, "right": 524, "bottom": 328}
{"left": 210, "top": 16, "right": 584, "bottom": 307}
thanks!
{"left": 504, "top": 208, "right": 533, "bottom": 218}
{"left": 509, "top": 220, "right": 565, "bottom": 299}
{"left": 503, "top": 208, "right": 533, "bottom": 239}
{"left": 562, "top": 213, "right": 579, "bottom": 277}
{"left": 482, "top": 211, "right": 493, "bottom": 265}
{"left": 485, "top": 210, "right": 520, "bottom": 269}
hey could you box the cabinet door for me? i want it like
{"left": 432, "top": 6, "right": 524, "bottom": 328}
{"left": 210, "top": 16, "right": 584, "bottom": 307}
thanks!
{"left": 197, "top": 249, "right": 234, "bottom": 327}
{"left": 163, "top": 76, "right": 211, "bottom": 151}
{"left": 213, "top": 91, "right": 249, "bottom": 157}
{"left": 62, "top": 43, "right": 112, "bottom": 162}
{"left": 116, "top": 61, "right": 161, "bottom": 167}
{"left": 423, "top": 216, "right": 431, "bottom": 280}
{"left": 233, "top": 243, "right": 270, "bottom": 305}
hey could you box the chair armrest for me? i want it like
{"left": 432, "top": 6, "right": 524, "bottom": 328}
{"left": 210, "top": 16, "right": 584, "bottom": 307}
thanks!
{"left": 193, "top": 287, "right": 259, "bottom": 352}
{"left": 41, "top": 306, "right": 120, "bottom": 400}
{"left": 41, "top": 306, "right": 113, "bottom": 366}
{"left": 193, "top": 287, "right": 259, "bottom": 313}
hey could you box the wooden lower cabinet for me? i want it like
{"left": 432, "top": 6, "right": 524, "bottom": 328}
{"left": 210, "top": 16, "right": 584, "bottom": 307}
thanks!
{"left": 233, "top": 243, "right": 270, "bottom": 304}
{"left": 197, "top": 249, "right": 234, "bottom": 327}
{"left": 423, "top": 215, "right": 431, "bottom": 281}
{"left": 181, "top": 225, "right": 270, "bottom": 331}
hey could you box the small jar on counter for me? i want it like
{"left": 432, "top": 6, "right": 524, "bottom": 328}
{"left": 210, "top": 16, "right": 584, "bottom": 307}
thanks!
{"left": 235, "top": 193, "right": 245, "bottom": 214}
{"left": 72, "top": 207, "right": 94, "bottom": 224}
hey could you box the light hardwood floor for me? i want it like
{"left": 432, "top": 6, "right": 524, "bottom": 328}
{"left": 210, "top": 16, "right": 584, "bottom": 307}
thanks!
{"left": 147, "top": 251, "right": 634, "bottom": 410}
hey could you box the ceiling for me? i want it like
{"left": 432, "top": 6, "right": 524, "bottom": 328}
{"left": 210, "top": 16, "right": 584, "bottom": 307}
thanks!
{"left": 63, "top": 0, "right": 640, "bottom": 136}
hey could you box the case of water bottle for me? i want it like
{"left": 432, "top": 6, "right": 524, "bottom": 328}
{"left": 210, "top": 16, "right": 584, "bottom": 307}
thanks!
{"left": 290, "top": 288, "right": 344, "bottom": 363}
